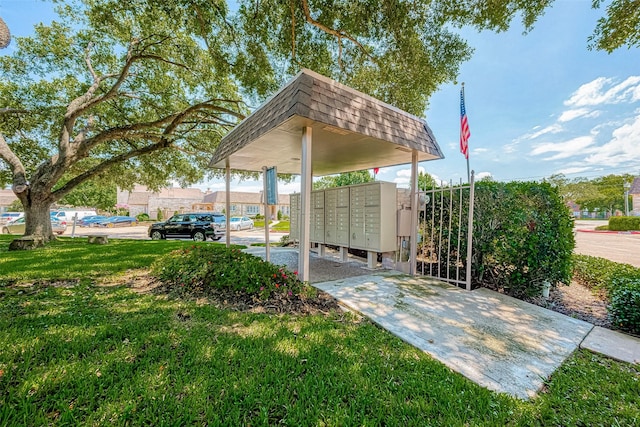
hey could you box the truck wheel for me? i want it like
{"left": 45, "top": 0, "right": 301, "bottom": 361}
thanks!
{"left": 192, "top": 231, "right": 206, "bottom": 241}
{"left": 151, "top": 230, "right": 164, "bottom": 240}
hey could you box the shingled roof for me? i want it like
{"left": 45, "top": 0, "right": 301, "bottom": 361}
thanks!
{"left": 209, "top": 69, "right": 443, "bottom": 175}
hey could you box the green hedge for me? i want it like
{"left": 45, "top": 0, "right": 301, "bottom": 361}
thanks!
{"left": 572, "top": 254, "right": 640, "bottom": 334}
{"left": 419, "top": 181, "right": 574, "bottom": 298}
{"left": 572, "top": 254, "right": 640, "bottom": 296}
{"left": 472, "top": 182, "right": 575, "bottom": 297}
{"left": 608, "top": 216, "right": 640, "bottom": 231}
{"left": 610, "top": 279, "right": 640, "bottom": 335}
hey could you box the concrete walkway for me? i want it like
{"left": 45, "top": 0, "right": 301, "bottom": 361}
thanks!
{"left": 315, "top": 273, "right": 595, "bottom": 399}
{"left": 247, "top": 247, "right": 640, "bottom": 399}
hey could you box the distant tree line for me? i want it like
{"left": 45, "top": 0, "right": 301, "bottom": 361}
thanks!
{"left": 545, "top": 173, "right": 636, "bottom": 216}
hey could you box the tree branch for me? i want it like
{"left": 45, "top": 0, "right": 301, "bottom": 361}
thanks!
{"left": 299, "top": 0, "right": 374, "bottom": 63}
{"left": 50, "top": 98, "right": 246, "bottom": 200}
{"left": 0, "top": 132, "right": 28, "bottom": 194}
{"left": 51, "top": 138, "right": 173, "bottom": 200}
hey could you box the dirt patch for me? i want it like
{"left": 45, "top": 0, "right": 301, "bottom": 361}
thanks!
{"left": 96, "top": 269, "right": 342, "bottom": 316}
{"left": 526, "top": 281, "right": 611, "bottom": 328}
{"left": 150, "top": 281, "right": 342, "bottom": 315}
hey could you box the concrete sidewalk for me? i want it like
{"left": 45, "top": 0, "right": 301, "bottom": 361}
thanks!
{"left": 247, "top": 247, "right": 640, "bottom": 399}
{"left": 315, "top": 273, "right": 593, "bottom": 400}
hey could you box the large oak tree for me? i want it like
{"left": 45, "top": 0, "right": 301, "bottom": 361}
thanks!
{"left": 1, "top": 0, "right": 631, "bottom": 246}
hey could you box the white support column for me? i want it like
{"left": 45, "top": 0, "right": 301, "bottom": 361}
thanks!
{"left": 225, "top": 159, "right": 231, "bottom": 248}
{"left": 409, "top": 150, "right": 418, "bottom": 276}
{"left": 299, "top": 126, "right": 312, "bottom": 282}
{"left": 262, "top": 166, "right": 270, "bottom": 263}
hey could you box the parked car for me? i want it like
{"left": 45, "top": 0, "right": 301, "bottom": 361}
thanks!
{"left": 95, "top": 216, "right": 138, "bottom": 227}
{"left": 229, "top": 216, "right": 254, "bottom": 231}
{"left": 77, "top": 215, "right": 109, "bottom": 227}
{"left": 2, "top": 217, "right": 67, "bottom": 235}
{"left": 148, "top": 212, "right": 225, "bottom": 241}
{"left": 50, "top": 210, "right": 97, "bottom": 223}
{"left": 0, "top": 212, "right": 23, "bottom": 225}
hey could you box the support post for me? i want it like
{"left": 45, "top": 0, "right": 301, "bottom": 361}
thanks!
{"left": 225, "top": 159, "right": 231, "bottom": 247}
{"left": 262, "top": 166, "right": 270, "bottom": 263}
{"left": 409, "top": 150, "right": 419, "bottom": 275}
{"left": 299, "top": 126, "right": 312, "bottom": 282}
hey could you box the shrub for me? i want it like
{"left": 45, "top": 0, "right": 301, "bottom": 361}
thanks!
{"left": 609, "top": 278, "right": 640, "bottom": 335}
{"left": 151, "top": 245, "right": 304, "bottom": 299}
{"left": 279, "top": 234, "right": 291, "bottom": 247}
{"left": 470, "top": 181, "right": 574, "bottom": 297}
{"left": 572, "top": 254, "right": 640, "bottom": 296}
{"left": 136, "top": 213, "right": 150, "bottom": 221}
{"left": 609, "top": 216, "right": 640, "bottom": 231}
{"left": 157, "top": 208, "right": 163, "bottom": 221}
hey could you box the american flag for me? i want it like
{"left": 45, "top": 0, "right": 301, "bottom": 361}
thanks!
{"left": 460, "top": 86, "right": 470, "bottom": 159}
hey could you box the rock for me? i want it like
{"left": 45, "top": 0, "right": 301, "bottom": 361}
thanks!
{"left": 8, "top": 236, "right": 46, "bottom": 251}
{"left": 88, "top": 235, "right": 109, "bottom": 244}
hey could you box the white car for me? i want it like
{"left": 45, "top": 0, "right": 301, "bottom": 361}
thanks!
{"left": 229, "top": 216, "right": 254, "bottom": 231}
{"left": 0, "top": 212, "right": 23, "bottom": 225}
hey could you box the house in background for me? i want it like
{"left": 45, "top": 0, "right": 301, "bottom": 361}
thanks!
{"left": 203, "top": 191, "right": 290, "bottom": 219}
{"left": 0, "top": 188, "right": 18, "bottom": 212}
{"left": 117, "top": 185, "right": 206, "bottom": 220}
{"left": 630, "top": 177, "right": 640, "bottom": 216}
{"left": 117, "top": 186, "right": 291, "bottom": 220}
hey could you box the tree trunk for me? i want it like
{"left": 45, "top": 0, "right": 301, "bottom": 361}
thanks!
{"left": 20, "top": 194, "right": 55, "bottom": 244}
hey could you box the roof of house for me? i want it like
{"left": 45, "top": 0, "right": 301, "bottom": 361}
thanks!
{"left": 204, "top": 191, "right": 290, "bottom": 205}
{"left": 126, "top": 192, "right": 150, "bottom": 205}
{"left": 209, "top": 69, "right": 443, "bottom": 175}
{"left": 630, "top": 177, "right": 640, "bottom": 195}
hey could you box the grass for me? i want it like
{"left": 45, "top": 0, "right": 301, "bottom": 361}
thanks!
{"left": 252, "top": 219, "right": 290, "bottom": 232}
{"left": 271, "top": 220, "right": 290, "bottom": 232}
{"left": 1, "top": 236, "right": 639, "bottom": 425}
{"left": 0, "top": 235, "right": 229, "bottom": 283}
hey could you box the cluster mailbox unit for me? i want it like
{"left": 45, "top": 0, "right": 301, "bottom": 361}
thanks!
{"left": 290, "top": 181, "right": 398, "bottom": 267}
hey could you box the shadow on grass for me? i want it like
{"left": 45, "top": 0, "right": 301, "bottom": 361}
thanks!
{"left": 1, "top": 283, "right": 638, "bottom": 426}
{"left": 0, "top": 236, "right": 243, "bottom": 282}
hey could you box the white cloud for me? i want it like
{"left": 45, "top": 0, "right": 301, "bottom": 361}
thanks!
{"left": 555, "top": 166, "right": 593, "bottom": 176}
{"left": 475, "top": 171, "right": 492, "bottom": 180}
{"left": 473, "top": 147, "right": 489, "bottom": 153}
{"left": 583, "top": 115, "right": 640, "bottom": 167}
{"left": 517, "top": 124, "right": 563, "bottom": 143}
{"left": 395, "top": 166, "right": 426, "bottom": 178}
{"left": 565, "top": 76, "right": 640, "bottom": 107}
{"left": 530, "top": 135, "right": 597, "bottom": 160}
{"left": 558, "top": 108, "right": 601, "bottom": 122}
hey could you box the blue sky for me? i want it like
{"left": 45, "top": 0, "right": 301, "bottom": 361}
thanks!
{"left": 2, "top": 0, "right": 639, "bottom": 194}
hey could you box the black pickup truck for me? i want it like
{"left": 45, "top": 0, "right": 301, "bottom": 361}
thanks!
{"left": 148, "top": 212, "right": 226, "bottom": 241}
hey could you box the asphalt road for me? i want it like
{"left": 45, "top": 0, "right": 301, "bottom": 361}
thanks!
{"left": 573, "top": 220, "right": 640, "bottom": 267}
{"left": 61, "top": 220, "right": 639, "bottom": 268}
{"left": 62, "top": 224, "right": 287, "bottom": 247}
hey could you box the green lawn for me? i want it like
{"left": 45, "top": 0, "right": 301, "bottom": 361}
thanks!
{"left": 252, "top": 219, "right": 290, "bottom": 232}
{"left": 1, "top": 236, "right": 639, "bottom": 425}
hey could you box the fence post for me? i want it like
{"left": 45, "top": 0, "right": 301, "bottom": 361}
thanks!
{"left": 465, "top": 170, "right": 475, "bottom": 291}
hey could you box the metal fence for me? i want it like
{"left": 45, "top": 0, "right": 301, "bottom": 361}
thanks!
{"left": 416, "top": 171, "right": 475, "bottom": 290}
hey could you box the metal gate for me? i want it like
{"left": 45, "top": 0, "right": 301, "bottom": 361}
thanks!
{"left": 416, "top": 171, "right": 475, "bottom": 290}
